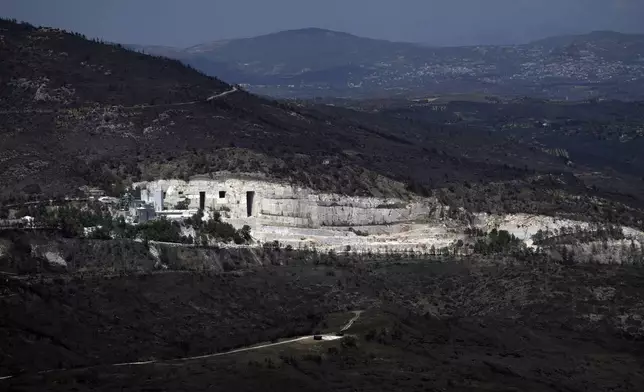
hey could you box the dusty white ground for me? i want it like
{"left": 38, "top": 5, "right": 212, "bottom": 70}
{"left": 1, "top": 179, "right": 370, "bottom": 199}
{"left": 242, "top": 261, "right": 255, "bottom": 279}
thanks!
{"left": 252, "top": 213, "right": 644, "bottom": 255}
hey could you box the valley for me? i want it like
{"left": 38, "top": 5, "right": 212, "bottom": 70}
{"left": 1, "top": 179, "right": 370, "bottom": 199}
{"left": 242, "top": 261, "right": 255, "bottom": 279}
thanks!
{"left": 1, "top": 15, "right": 644, "bottom": 392}
{"left": 132, "top": 29, "right": 644, "bottom": 101}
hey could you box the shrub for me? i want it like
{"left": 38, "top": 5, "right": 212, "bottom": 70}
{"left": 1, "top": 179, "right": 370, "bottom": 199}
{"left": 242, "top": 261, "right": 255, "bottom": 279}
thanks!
{"left": 174, "top": 198, "right": 190, "bottom": 210}
{"left": 203, "top": 219, "right": 237, "bottom": 241}
{"left": 375, "top": 202, "right": 407, "bottom": 209}
{"left": 349, "top": 227, "right": 369, "bottom": 237}
{"left": 137, "top": 218, "right": 182, "bottom": 243}
{"left": 471, "top": 229, "right": 525, "bottom": 255}
{"left": 341, "top": 336, "right": 357, "bottom": 348}
{"left": 86, "top": 226, "right": 112, "bottom": 240}
{"left": 199, "top": 220, "right": 251, "bottom": 245}
{"left": 240, "top": 225, "right": 252, "bottom": 242}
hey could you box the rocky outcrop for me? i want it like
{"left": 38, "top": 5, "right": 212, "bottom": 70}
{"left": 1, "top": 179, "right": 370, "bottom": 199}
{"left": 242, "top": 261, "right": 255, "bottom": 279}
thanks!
{"left": 43, "top": 251, "right": 67, "bottom": 270}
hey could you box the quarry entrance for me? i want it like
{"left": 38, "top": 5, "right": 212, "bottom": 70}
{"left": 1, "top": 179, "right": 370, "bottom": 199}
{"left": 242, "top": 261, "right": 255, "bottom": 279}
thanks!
{"left": 199, "top": 192, "right": 206, "bottom": 210}
{"left": 246, "top": 191, "right": 255, "bottom": 217}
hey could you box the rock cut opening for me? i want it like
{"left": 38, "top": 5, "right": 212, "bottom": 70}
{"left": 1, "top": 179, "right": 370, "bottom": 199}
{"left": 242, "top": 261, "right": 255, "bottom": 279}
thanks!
{"left": 199, "top": 192, "right": 206, "bottom": 210}
{"left": 246, "top": 191, "right": 255, "bottom": 217}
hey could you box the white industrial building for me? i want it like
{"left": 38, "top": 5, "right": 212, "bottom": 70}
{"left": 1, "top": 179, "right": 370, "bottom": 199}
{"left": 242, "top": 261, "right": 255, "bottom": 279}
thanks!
{"left": 136, "top": 177, "right": 260, "bottom": 226}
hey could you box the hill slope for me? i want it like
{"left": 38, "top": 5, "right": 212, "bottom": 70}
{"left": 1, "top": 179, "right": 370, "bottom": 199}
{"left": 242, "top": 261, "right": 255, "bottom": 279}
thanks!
{"left": 0, "top": 22, "right": 229, "bottom": 110}
{"left": 529, "top": 30, "right": 644, "bottom": 61}
{"left": 135, "top": 28, "right": 644, "bottom": 100}
{"left": 3, "top": 18, "right": 644, "bottom": 228}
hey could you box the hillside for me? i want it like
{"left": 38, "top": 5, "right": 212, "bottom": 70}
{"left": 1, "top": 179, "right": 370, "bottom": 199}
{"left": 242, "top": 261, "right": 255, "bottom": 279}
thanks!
{"left": 0, "top": 20, "right": 542, "bottom": 192}
{"left": 348, "top": 97, "right": 644, "bottom": 177}
{"left": 320, "top": 96, "right": 644, "bottom": 227}
{"left": 183, "top": 28, "right": 426, "bottom": 76}
{"left": 0, "top": 23, "right": 229, "bottom": 110}
{"left": 3, "top": 18, "right": 644, "bottom": 228}
{"left": 2, "top": 247, "right": 644, "bottom": 391}
{"left": 3, "top": 19, "right": 644, "bottom": 392}
{"left": 135, "top": 28, "right": 644, "bottom": 100}
{"left": 530, "top": 30, "right": 644, "bottom": 61}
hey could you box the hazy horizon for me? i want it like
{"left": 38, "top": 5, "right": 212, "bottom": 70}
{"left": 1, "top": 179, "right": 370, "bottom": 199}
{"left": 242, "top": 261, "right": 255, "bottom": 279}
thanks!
{"left": 2, "top": 0, "right": 644, "bottom": 48}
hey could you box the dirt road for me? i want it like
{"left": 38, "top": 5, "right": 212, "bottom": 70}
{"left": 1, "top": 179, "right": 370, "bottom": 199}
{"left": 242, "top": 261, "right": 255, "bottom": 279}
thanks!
{"left": 341, "top": 310, "right": 363, "bottom": 332}
{"left": 0, "top": 308, "right": 363, "bottom": 381}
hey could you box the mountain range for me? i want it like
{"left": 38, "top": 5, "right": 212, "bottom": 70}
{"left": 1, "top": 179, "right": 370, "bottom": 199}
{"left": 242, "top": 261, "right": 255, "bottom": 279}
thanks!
{"left": 129, "top": 28, "right": 644, "bottom": 100}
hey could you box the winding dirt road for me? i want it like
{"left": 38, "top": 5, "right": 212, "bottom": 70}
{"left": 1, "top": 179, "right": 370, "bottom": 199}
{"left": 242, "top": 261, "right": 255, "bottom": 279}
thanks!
{"left": 0, "top": 308, "right": 362, "bottom": 381}
{"left": 206, "top": 86, "right": 238, "bottom": 101}
{"left": 341, "top": 310, "right": 363, "bottom": 332}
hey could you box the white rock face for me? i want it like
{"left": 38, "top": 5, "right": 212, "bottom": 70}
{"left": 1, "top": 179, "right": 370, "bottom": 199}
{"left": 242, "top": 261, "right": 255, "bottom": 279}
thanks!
{"left": 478, "top": 213, "right": 644, "bottom": 250}
{"left": 476, "top": 213, "right": 593, "bottom": 248}
{"left": 134, "top": 177, "right": 440, "bottom": 229}
{"left": 134, "top": 177, "right": 644, "bottom": 255}
{"left": 44, "top": 252, "right": 67, "bottom": 268}
{"left": 133, "top": 177, "right": 453, "bottom": 252}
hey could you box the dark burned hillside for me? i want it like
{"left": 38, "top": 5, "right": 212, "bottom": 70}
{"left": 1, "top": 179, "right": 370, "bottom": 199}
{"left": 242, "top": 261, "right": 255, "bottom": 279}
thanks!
{"left": 2, "top": 19, "right": 644, "bottom": 227}
{"left": 0, "top": 20, "right": 543, "bottom": 191}
{"left": 0, "top": 20, "right": 229, "bottom": 109}
{"left": 2, "top": 256, "right": 644, "bottom": 391}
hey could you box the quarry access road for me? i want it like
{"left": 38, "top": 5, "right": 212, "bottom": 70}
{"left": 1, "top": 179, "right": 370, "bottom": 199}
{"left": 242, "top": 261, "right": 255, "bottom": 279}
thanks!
{"left": 0, "top": 87, "right": 238, "bottom": 115}
{"left": 206, "top": 86, "right": 238, "bottom": 101}
{"left": 119, "top": 309, "right": 362, "bottom": 365}
{"left": 0, "top": 309, "right": 362, "bottom": 382}
{"left": 341, "top": 310, "right": 363, "bottom": 332}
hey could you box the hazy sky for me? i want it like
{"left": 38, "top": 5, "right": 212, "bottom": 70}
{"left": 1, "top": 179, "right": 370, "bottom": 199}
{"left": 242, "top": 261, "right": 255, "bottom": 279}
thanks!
{"left": 2, "top": 0, "right": 643, "bottom": 47}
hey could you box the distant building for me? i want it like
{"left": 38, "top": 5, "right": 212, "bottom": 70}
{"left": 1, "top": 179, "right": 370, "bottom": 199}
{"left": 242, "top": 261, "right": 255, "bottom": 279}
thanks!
{"left": 133, "top": 178, "right": 261, "bottom": 227}
{"left": 120, "top": 185, "right": 201, "bottom": 223}
{"left": 140, "top": 189, "right": 150, "bottom": 204}
{"left": 135, "top": 204, "right": 156, "bottom": 223}
{"left": 153, "top": 189, "right": 164, "bottom": 212}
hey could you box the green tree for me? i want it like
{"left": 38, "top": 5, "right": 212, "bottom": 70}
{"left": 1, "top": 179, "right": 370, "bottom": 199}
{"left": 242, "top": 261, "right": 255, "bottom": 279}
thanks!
{"left": 174, "top": 198, "right": 190, "bottom": 210}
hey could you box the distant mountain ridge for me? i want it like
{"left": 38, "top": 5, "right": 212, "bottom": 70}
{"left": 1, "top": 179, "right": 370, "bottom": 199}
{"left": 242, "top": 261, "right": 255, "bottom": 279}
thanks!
{"left": 132, "top": 28, "right": 426, "bottom": 80}
{"left": 528, "top": 30, "right": 644, "bottom": 61}
{"left": 132, "top": 28, "right": 644, "bottom": 100}
{"left": 530, "top": 30, "right": 644, "bottom": 47}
